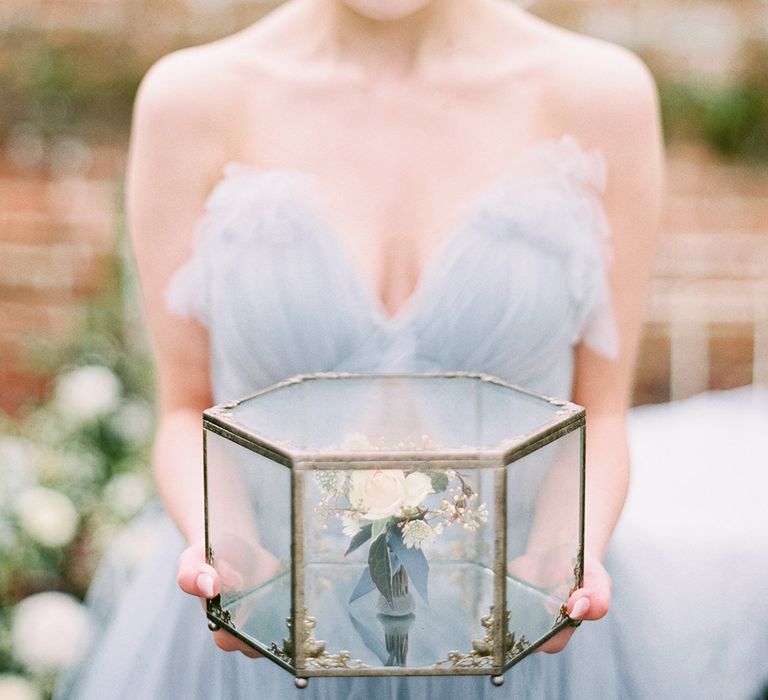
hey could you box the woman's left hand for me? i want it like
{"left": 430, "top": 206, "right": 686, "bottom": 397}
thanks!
{"left": 538, "top": 551, "right": 611, "bottom": 653}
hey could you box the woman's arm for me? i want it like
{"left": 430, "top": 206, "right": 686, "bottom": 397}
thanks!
{"left": 536, "top": 42, "right": 665, "bottom": 651}
{"left": 570, "top": 48, "right": 666, "bottom": 560}
{"left": 126, "top": 51, "right": 263, "bottom": 655}
{"left": 126, "top": 51, "right": 223, "bottom": 543}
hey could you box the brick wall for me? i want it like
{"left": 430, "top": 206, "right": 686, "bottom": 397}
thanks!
{"left": 0, "top": 147, "right": 124, "bottom": 414}
{"left": 634, "top": 143, "right": 768, "bottom": 404}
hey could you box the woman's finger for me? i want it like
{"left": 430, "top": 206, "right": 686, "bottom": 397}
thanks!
{"left": 176, "top": 545, "right": 220, "bottom": 599}
{"left": 212, "top": 629, "right": 262, "bottom": 658}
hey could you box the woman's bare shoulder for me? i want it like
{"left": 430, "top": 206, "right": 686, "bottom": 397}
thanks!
{"left": 531, "top": 21, "right": 660, "bottom": 150}
{"left": 133, "top": 43, "right": 243, "bottom": 133}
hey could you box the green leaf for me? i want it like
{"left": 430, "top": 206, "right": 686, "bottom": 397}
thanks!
{"left": 345, "top": 523, "right": 372, "bottom": 556}
{"left": 368, "top": 534, "right": 393, "bottom": 605}
{"left": 371, "top": 518, "right": 389, "bottom": 542}
{"left": 349, "top": 566, "right": 376, "bottom": 603}
{"left": 428, "top": 471, "right": 449, "bottom": 493}
{"left": 388, "top": 527, "right": 430, "bottom": 604}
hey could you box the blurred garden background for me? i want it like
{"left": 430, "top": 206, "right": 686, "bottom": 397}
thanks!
{"left": 1, "top": 1, "right": 767, "bottom": 697}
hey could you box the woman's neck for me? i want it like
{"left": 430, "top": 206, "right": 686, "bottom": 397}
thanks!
{"left": 301, "top": 0, "right": 506, "bottom": 79}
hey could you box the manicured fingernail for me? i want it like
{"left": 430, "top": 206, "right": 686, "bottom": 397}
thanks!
{"left": 570, "top": 597, "right": 590, "bottom": 620}
{"left": 197, "top": 572, "right": 214, "bottom": 598}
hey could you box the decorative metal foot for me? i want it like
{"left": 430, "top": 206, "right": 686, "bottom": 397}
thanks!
{"left": 207, "top": 620, "right": 220, "bottom": 631}
{"left": 294, "top": 678, "right": 309, "bottom": 689}
{"left": 491, "top": 675, "right": 505, "bottom": 687}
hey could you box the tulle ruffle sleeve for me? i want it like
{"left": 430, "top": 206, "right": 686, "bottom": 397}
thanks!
{"left": 466, "top": 136, "right": 619, "bottom": 361}
{"left": 163, "top": 164, "right": 316, "bottom": 327}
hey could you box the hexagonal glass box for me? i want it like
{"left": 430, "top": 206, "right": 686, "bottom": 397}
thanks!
{"left": 203, "top": 372, "right": 585, "bottom": 687}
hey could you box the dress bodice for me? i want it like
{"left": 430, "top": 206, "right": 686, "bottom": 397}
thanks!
{"left": 166, "top": 135, "right": 616, "bottom": 404}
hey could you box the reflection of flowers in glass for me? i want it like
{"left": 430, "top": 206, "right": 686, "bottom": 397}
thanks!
{"left": 11, "top": 592, "right": 93, "bottom": 672}
{"left": 14, "top": 487, "right": 78, "bottom": 548}
{"left": 0, "top": 675, "right": 41, "bottom": 700}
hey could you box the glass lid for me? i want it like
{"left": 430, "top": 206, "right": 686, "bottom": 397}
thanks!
{"left": 206, "top": 373, "right": 580, "bottom": 456}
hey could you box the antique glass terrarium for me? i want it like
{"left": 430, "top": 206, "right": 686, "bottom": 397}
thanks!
{"left": 203, "top": 372, "right": 585, "bottom": 687}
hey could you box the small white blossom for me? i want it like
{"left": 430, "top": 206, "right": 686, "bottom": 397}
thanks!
{"left": 341, "top": 512, "right": 362, "bottom": 537}
{"left": 15, "top": 487, "right": 78, "bottom": 548}
{"left": 402, "top": 520, "right": 436, "bottom": 549}
{"left": 0, "top": 675, "right": 41, "bottom": 700}
{"left": 314, "top": 470, "right": 347, "bottom": 496}
{"left": 53, "top": 365, "right": 122, "bottom": 423}
{"left": 11, "top": 592, "right": 93, "bottom": 672}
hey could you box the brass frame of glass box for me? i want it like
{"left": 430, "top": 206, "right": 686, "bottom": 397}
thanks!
{"left": 202, "top": 371, "right": 585, "bottom": 687}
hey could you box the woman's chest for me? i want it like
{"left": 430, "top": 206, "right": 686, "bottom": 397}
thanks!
{"left": 167, "top": 136, "right": 613, "bottom": 394}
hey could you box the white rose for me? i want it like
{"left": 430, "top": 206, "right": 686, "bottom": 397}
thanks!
{"left": 0, "top": 675, "right": 41, "bottom": 700}
{"left": 349, "top": 469, "right": 406, "bottom": 520}
{"left": 11, "top": 592, "right": 93, "bottom": 672}
{"left": 402, "top": 472, "right": 433, "bottom": 509}
{"left": 54, "top": 365, "right": 122, "bottom": 422}
{"left": 15, "top": 487, "right": 79, "bottom": 548}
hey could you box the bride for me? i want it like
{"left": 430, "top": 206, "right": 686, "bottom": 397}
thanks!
{"left": 59, "top": 0, "right": 673, "bottom": 697}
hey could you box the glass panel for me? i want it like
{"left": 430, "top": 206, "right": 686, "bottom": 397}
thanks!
{"left": 226, "top": 374, "right": 564, "bottom": 452}
{"left": 300, "top": 463, "right": 497, "bottom": 670}
{"left": 505, "top": 427, "right": 583, "bottom": 659}
{"left": 205, "top": 430, "right": 292, "bottom": 660}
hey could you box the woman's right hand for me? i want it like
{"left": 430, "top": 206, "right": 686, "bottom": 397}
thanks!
{"left": 176, "top": 542, "right": 263, "bottom": 658}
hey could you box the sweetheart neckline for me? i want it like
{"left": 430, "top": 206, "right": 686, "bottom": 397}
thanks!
{"left": 200, "top": 134, "right": 606, "bottom": 326}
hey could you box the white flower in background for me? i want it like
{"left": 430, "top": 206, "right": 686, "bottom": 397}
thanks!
{"left": 0, "top": 675, "right": 42, "bottom": 700}
{"left": 108, "top": 398, "right": 153, "bottom": 444}
{"left": 0, "top": 437, "right": 37, "bottom": 505}
{"left": 0, "top": 516, "right": 18, "bottom": 552}
{"left": 11, "top": 592, "right": 93, "bottom": 672}
{"left": 340, "top": 512, "right": 362, "bottom": 537}
{"left": 402, "top": 520, "right": 436, "bottom": 549}
{"left": 103, "top": 472, "right": 152, "bottom": 519}
{"left": 401, "top": 472, "right": 433, "bottom": 509}
{"left": 53, "top": 365, "right": 122, "bottom": 422}
{"left": 15, "top": 487, "right": 79, "bottom": 548}
{"left": 349, "top": 469, "right": 406, "bottom": 520}
{"left": 34, "top": 446, "right": 102, "bottom": 483}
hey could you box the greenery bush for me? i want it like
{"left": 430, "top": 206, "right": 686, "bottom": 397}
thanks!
{"left": 0, "top": 242, "right": 156, "bottom": 700}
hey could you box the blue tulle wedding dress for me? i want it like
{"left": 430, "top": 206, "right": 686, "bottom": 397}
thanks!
{"left": 56, "top": 136, "right": 768, "bottom": 700}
